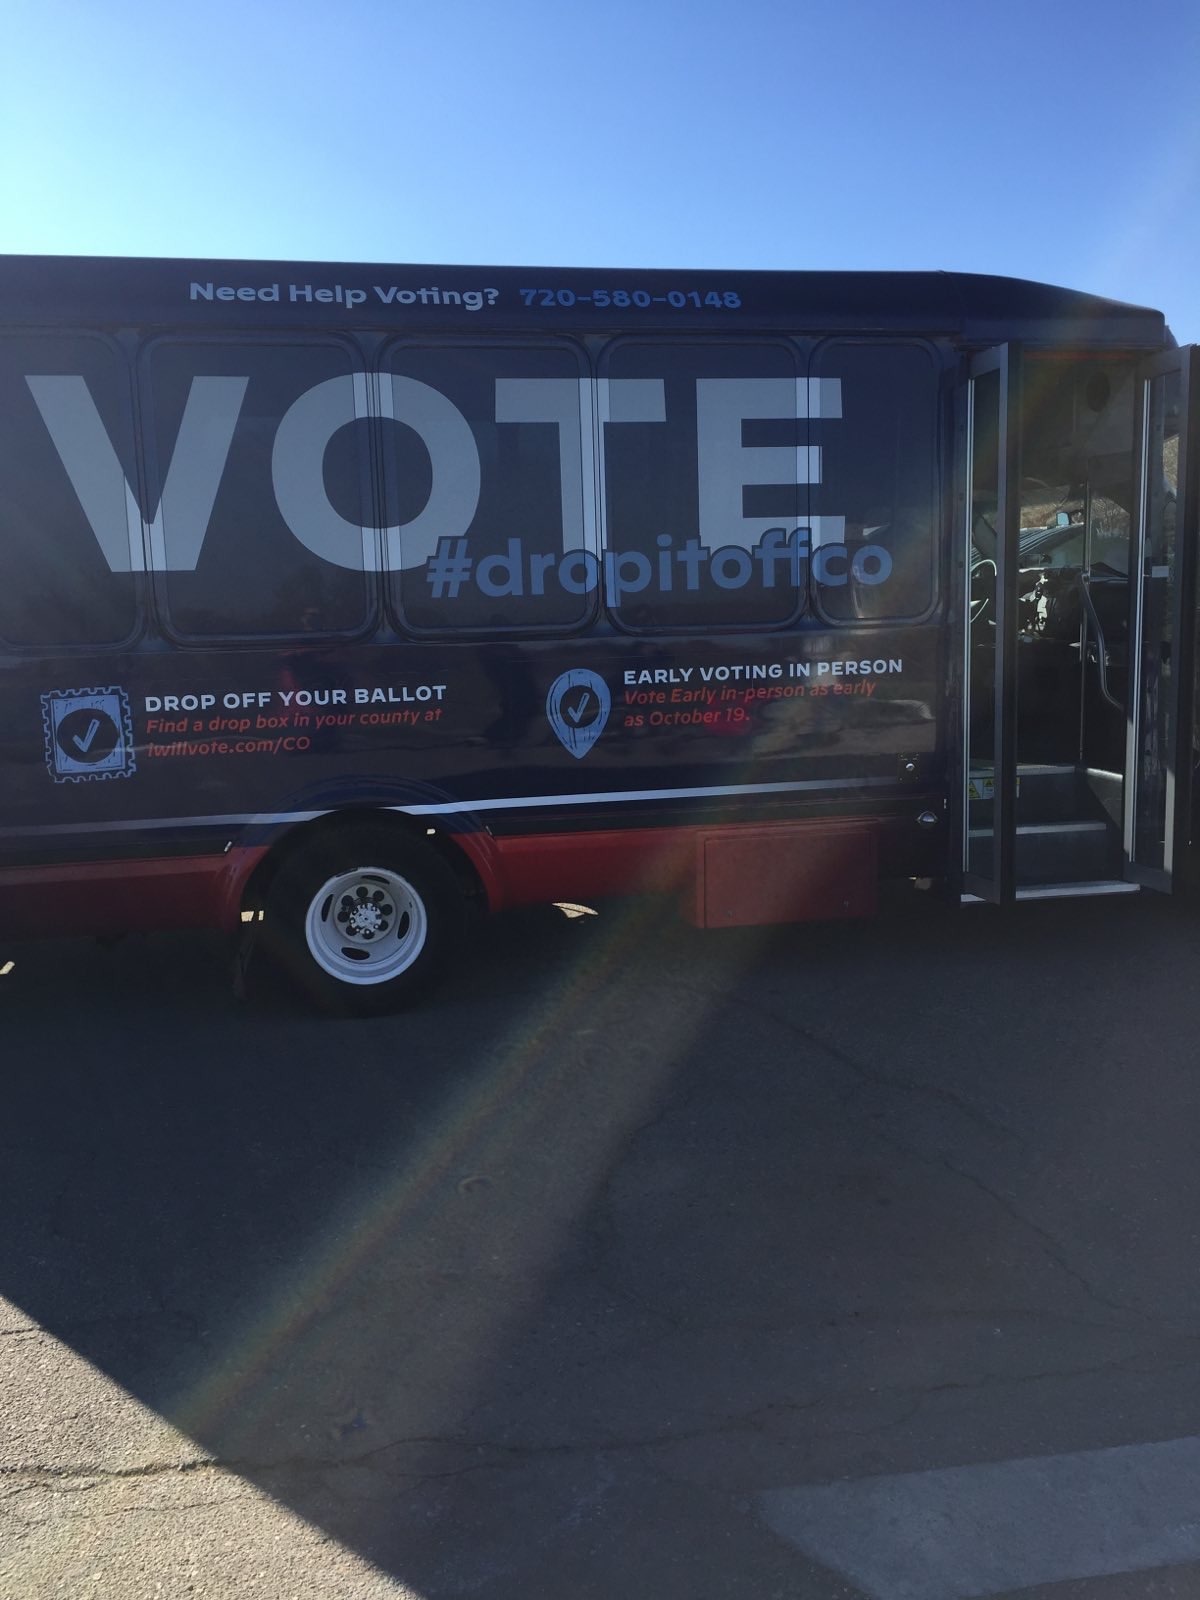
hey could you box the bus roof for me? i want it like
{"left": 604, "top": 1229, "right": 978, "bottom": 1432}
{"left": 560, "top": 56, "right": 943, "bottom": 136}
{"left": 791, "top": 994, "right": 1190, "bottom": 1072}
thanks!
{"left": 0, "top": 255, "right": 1170, "bottom": 349}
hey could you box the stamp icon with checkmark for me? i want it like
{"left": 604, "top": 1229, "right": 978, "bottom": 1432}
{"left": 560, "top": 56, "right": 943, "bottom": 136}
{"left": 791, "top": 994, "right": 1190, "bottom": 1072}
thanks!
{"left": 41, "top": 687, "right": 137, "bottom": 783}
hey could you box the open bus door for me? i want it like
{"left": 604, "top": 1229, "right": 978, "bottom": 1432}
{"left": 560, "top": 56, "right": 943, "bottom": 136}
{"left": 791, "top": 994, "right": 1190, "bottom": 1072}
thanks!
{"left": 1125, "top": 346, "right": 1200, "bottom": 891}
{"left": 958, "top": 342, "right": 1200, "bottom": 906}
{"left": 960, "top": 345, "right": 1021, "bottom": 904}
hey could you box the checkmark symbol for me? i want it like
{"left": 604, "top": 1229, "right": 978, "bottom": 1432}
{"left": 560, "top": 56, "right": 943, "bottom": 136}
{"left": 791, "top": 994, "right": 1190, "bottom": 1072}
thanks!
{"left": 547, "top": 670, "right": 609, "bottom": 758}
{"left": 72, "top": 718, "right": 102, "bottom": 754}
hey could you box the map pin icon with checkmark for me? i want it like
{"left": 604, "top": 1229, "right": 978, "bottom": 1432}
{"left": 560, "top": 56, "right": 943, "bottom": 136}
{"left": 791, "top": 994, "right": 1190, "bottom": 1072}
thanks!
{"left": 546, "top": 668, "right": 611, "bottom": 759}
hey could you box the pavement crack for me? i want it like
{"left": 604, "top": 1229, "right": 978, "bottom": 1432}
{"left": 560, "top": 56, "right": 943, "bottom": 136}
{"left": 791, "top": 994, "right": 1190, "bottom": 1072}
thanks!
{"left": 0, "top": 1459, "right": 217, "bottom": 1489}
{"left": 931, "top": 1148, "right": 1164, "bottom": 1324}
{"left": 731, "top": 987, "right": 1019, "bottom": 1143}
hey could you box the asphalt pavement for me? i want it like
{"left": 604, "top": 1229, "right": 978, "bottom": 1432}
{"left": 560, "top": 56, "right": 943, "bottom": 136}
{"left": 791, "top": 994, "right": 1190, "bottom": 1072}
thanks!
{"left": 1, "top": 888, "right": 1198, "bottom": 1599}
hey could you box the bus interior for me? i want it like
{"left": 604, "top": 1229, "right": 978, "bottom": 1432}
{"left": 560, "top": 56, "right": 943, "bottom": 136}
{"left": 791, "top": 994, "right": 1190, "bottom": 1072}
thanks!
{"left": 966, "top": 349, "right": 1186, "bottom": 894}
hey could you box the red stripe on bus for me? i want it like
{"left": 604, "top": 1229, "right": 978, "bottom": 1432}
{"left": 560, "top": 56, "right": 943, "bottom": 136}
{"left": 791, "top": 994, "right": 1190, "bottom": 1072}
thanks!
{"left": 0, "top": 850, "right": 268, "bottom": 937}
{"left": 481, "top": 818, "right": 885, "bottom": 923}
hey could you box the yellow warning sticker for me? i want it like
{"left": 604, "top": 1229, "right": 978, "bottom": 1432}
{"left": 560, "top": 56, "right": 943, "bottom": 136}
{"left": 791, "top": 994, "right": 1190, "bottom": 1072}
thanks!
{"left": 968, "top": 777, "right": 1019, "bottom": 800}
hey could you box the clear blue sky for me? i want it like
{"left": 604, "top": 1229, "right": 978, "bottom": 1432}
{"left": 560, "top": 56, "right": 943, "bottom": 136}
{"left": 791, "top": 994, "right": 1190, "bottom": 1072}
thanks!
{"left": 3, "top": 0, "right": 1198, "bottom": 339}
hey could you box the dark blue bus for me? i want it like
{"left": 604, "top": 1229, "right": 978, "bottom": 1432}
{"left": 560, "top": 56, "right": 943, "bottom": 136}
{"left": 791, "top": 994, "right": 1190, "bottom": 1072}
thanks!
{"left": 0, "top": 256, "right": 1195, "bottom": 1009}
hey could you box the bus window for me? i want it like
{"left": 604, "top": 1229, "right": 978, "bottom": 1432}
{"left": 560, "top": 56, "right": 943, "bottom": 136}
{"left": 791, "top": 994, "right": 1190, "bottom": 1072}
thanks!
{"left": 810, "top": 341, "right": 939, "bottom": 623}
{"left": 144, "top": 338, "right": 375, "bottom": 639}
{"left": 384, "top": 341, "right": 595, "bottom": 635}
{"left": 600, "top": 340, "right": 806, "bottom": 632}
{"left": 0, "top": 333, "right": 140, "bottom": 649}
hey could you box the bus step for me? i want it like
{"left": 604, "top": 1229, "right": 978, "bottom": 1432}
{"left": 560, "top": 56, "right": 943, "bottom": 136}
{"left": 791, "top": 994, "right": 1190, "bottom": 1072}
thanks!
{"left": 968, "top": 764, "right": 1096, "bottom": 826}
{"left": 968, "top": 819, "right": 1120, "bottom": 885}
{"left": 1014, "top": 880, "right": 1141, "bottom": 900}
{"left": 961, "top": 880, "right": 1141, "bottom": 904}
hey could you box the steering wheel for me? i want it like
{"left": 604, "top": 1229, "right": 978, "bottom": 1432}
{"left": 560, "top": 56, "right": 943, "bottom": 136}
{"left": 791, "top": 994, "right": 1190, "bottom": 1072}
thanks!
{"left": 970, "top": 558, "right": 997, "bottom": 624}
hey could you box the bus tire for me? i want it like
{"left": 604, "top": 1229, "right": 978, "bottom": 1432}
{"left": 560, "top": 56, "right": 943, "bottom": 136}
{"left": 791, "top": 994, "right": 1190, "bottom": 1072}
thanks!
{"left": 263, "top": 824, "right": 464, "bottom": 1015}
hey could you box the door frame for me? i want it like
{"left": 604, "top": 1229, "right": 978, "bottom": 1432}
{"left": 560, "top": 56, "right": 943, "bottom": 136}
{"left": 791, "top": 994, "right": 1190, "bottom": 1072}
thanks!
{"left": 1124, "top": 345, "right": 1199, "bottom": 890}
{"left": 958, "top": 343, "right": 1022, "bottom": 905}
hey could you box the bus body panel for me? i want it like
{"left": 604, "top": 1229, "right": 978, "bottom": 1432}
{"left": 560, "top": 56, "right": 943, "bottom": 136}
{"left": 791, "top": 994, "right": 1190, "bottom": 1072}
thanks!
{"left": 0, "top": 254, "right": 1178, "bottom": 964}
{"left": 0, "top": 623, "right": 945, "bottom": 934}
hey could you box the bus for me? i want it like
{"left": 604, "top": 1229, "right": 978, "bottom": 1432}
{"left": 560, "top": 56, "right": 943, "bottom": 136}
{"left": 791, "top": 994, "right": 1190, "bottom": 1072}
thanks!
{"left": 0, "top": 256, "right": 1195, "bottom": 1011}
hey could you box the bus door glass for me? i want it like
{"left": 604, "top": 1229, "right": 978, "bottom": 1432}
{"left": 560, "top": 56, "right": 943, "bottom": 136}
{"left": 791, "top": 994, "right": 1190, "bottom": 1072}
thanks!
{"left": 962, "top": 345, "right": 1021, "bottom": 903}
{"left": 1125, "top": 347, "right": 1198, "bottom": 886}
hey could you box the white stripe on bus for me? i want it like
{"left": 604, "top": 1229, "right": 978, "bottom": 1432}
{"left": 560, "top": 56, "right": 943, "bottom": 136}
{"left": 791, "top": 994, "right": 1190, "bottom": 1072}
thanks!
{"left": 0, "top": 775, "right": 896, "bottom": 837}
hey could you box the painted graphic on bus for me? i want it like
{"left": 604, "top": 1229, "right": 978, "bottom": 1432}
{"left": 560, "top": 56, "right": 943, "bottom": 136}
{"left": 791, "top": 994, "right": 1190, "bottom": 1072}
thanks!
{"left": 41, "top": 688, "right": 136, "bottom": 783}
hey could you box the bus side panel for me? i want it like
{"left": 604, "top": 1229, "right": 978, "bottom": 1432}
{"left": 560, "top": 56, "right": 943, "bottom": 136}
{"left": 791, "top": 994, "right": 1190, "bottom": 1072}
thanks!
{"left": 0, "top": 620, "right": 947, "bottom": 935}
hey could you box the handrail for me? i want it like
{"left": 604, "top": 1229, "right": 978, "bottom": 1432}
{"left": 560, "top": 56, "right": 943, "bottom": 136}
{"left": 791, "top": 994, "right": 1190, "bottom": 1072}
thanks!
{"left": 1078, "top": 573, "right": 1123, "bottom": 711}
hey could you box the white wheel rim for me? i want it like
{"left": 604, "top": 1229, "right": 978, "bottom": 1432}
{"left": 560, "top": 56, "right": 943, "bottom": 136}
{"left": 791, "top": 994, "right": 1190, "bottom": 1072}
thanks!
{"left": 304, "top": 866, "right": 428, "bottom": 986}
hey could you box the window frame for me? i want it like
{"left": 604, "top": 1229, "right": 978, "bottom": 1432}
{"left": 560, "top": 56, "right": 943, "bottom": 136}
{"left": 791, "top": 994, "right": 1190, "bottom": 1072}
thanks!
{"left": 808, "top": 335, "right": 943, "bottom": 629}
{"left": 597, "top": 332, "right": 812, "bottom": 638}
{"left": 379, "top": 333, "right": 602, "bottom": 641}
{"left": 137, "top": 329, "right": 383, "bottom": 649}
{"left": 0, "top": 327, "right": 148, "bottom": 655}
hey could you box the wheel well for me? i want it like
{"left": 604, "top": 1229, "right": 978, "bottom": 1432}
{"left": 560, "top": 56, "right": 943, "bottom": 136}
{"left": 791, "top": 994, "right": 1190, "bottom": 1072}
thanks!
{"left": 240, "top": 809, "right": 488, "bottom": 917}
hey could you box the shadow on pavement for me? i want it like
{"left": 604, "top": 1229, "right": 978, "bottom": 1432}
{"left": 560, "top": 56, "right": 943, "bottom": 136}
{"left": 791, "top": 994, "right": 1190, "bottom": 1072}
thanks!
{"left": 2, "top": 890, "right": 1199, "bottom": 1596}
